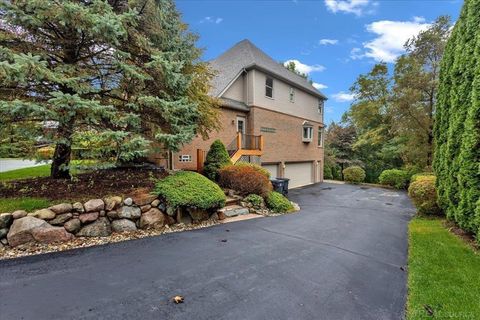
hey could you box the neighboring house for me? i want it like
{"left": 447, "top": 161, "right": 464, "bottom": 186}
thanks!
{"left": 160, "top": 39, "right": 326, "bottom": 188}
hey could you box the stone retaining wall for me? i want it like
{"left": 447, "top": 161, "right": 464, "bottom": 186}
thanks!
{"left": 0, "top": 192, "right": 215, "bottom": 248}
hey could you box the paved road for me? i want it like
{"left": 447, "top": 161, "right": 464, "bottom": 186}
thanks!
{"left": 0, "top": 159, "right": 50, "bottom": 172}
{"left": 0, "top": 183, "right": 415, "bottom": 320}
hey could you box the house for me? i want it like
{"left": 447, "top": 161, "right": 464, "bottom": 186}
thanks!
{"left": 170, "top": 39, "right": 326, "bottom": 188}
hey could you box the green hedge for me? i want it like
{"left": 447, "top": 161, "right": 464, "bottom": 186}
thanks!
{"left": 343, "top": 166, "right": 365, "bottom": 184}
{"left": 266, "top": 191, "right": 294, "bottom": 213}
{"left": 379, "top": 169, "right": 410, "bottom": 189}
{"left": 154, "top": 171, "right": 226, "bottom": 211}
{"left": 433, "top": 0, "right": 480, "bottom": 236}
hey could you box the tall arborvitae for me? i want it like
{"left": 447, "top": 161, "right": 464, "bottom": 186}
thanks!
{"left": 433, "top": 0, "right": 480, "bottom": 235}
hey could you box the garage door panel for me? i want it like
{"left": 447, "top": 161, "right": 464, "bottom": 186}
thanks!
{"left": 262, "top": 164, "right": 278, "bottom": 179}
{"left": 285, "top": 162, "right": 313, "bottom": 188}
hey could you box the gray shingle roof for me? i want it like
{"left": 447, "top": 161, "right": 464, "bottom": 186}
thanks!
{"left": 209, "top": 39, "right": 327, "bottom": 100}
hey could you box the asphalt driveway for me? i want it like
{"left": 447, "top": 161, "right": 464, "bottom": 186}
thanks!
{"left": 0, "top": 182, "right": 415, "bottom": 320}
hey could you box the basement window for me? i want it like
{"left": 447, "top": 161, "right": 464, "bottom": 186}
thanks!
{"left": 178, "top": 155, "right": 192, "bottom": 162}
{"left": 265, "top": 76, "right": 274, "bottom": 98}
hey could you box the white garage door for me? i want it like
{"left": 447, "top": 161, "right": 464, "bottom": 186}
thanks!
{"left": 262, "top": 164, "right": 278, "bottom": 179}
{"left": 284, "top": 162, "right": 313, "bottom": 188}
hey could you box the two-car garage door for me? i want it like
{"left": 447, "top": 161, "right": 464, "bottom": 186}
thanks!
{"left": 284, "top": 162, "right": 313, "bottom": 188}
{"left": 263, "top": 162, "right": 314, "bottom": 189}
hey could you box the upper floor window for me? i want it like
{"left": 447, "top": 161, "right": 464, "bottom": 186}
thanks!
{"left": 302, "top": 124, "right": 313, "bottom": 143}
{"left": 265, "top": 76, "right": 274, "bottom": 98}
{"left": 318, "top": 99, "right": 324, "bottom": 116}
{"left": 289, "top": 87, "right": 295, "bottom": 102}
{"left": 318, "top": 127, "right": 324, "bottom": 147}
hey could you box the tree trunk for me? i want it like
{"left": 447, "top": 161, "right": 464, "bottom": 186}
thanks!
{"left": 50, "top": 120, "right": 74, "bottom": 179}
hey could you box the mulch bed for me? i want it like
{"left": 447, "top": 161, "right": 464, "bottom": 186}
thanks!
{"left": 0, "top": 167, "right": 168, "bottom": 202}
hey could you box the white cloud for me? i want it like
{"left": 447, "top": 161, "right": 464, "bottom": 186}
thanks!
{"left": 200, "top": 16, "right": 223, "bottom": 24}
{"left": 284, "top": 59, "right": 325, "bottom": 74}
{"left": 332, "top": 91, "right": 356, "bottom": 102}
{"left": 319, "top": 39, "right": 339, "bottom": 45}
{"left": 326, "top": 106, "right": 334, "bottom": 114}
{"left": 361, "top": 18, "right": 430, "bottom": 62}
{"left": 312, "top": 82, "right": 328, "bottom": 90}
{"left": 349, "top": 47, "right": 364, "bottom": 60}
{"left": 324, "top": 0, "right": 375, "bottom": 16}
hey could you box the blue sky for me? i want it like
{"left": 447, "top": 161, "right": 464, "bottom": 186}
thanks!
{"left": 176, "top": 0, "right": 463, "bottom": 124}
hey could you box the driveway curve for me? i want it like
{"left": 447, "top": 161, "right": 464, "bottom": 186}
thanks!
{"left": 0, "top": 182, "right": 415, "bottom": 320}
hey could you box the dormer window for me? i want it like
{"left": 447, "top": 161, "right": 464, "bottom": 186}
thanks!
{"left": 289, "top": 87, "right": 295, "bottom": 102}
{"left": 318, "top": 99, "right": 324, "bottom": 115}
{"left": 265, "top": 76, "right": 274, "bottom": 98}
{"left": 302, "top": 121, "right": 313, "bottom": 142}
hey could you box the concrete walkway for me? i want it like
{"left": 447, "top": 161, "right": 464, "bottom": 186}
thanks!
{"left": 0, "top": 182, "right": 415, "bottom": 320}
{"left": 0, "top": 159, "right": 50, "bottom": 172}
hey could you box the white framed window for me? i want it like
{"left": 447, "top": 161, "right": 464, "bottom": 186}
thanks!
{"left": 289, "top": 87, "right": 295, "bottom": 102}
{"left": 265, "top": 76, "right": 274, "bottom": 98}
{"left": 178, "top": 155, "right": 192, "bottom": 162}
{"left": 318, "top": 99, "right": 324, "bottom": 115}
{"left": 302, "top": 125, "right": 313, "bottom": 142}
{"left": 318, "top": 127, "right": 324, "bottom": 147}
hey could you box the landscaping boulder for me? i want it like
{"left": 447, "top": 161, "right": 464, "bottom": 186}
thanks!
{"left": 31, "top": 226, "right": 73, "bottom": 244}
{"left": 7, "top": 216, "right": 49, "bottom": 247}
{"left": 49, "top": 213, "right": 73, "bottom": 226}
{"left": 131, "top": 189, "right": 157, "bottom": 206}
{"left": 77, "top": 217, "right": 111, "bottom": 237}
{"left": 79, "top": 212, "right": 99, "bottom": 224}
{"left": 106, "top": 210, "right": 118, "bottom": 219}
{"left": 28, "top": 208, "right": 56, "bottom": 220}
{"left": 151, "top": 199, "right": 160, "bottom": 207}
{"left": 187, "top": 208, "right": 209, "bottom": 221}
{"left": 117, "top": 206, "right": 141, "bottom": 220}
{"left": 0, "top": 228, "right": 8, "bottom": 239}
{"left": 12, "top": 210, "right": 28, "bottom": 219}
{"left": 176, "top": 210, "right": 192, "bottom": 225}
{"left": 72, "top": 202, "right": 85, "bottom": 213}
{"left": 123, "top": 198, "right": 133, "bottom": 206}
{"left": 112, "top": 219, "right": 137, "bottom": 232}
{"left": 164, "top": 214, "right": 175, "bottom": 225}
{"left": 84, "top": 199, "right": 104, "bottom": 213}
{"left": 140, "top": 205, "right": 151, "bottom": 213}
{"left": 139, "top": 208, "right": 164, "bottom": 229}
{"left": 105, "top": 196, "right": 122, "bottom": 211}
{"left": 64, "top": 218, "right": 81, "bottom": 233}
{"left": 49, "top": 203, "right": 73, "bottom": 214}
{"left": 0, "top": 213, "right": 13, "bottom": 229}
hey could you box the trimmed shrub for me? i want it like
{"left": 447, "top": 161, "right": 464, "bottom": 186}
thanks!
{"left": 410, "top": 172, "right": 435, "bottom": 183}
{"left": 203, "top": 140, "right": 231, "bottom": 181}
{"left": 235, "top": 162, "right": 270, "bottom": 178}
{"left": 154, "top": 171, "right": 226, "bottom": 211}
{"left": 218, "top": 164, "right": 272, "bottom": 196}
{"left": 343, "top": 166, "right": 365, "bottom": 184}
{"left": 244, "top": 194, "right": 264, "bottom": 207}
{"left": 266, "top": 191, "right": 294, "bottom": 213}
{"left": 379, "top": 169, "right": 410, "bottom": 189}
{"left": 408, "top": 176, "right": 441, "bottom": 215}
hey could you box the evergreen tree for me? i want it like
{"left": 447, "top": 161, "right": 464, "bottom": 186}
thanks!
{"left": 203, "top": 140, "right": 231, "bottom": 181}
{"left": 0, "top": 0, "right": 218, "bottom": 178}
{"left": 434, "top": 0, "right": 480, "bottom": 235}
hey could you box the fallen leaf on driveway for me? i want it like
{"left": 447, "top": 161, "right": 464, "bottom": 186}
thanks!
{"left": 173, "top": 295, "right": 184, "bottom": 304}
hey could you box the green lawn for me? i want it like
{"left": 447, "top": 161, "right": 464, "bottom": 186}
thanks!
{"left": 408, "top": 217, "right": 480, "bottom": 319}
{"left": 0, "top": 198, "right": 52, "bottom": 213}
{"left": 0, "top": 164, "right": 51, "bottom": 181}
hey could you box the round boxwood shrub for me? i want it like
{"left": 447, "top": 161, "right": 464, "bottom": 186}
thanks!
{"left": 154, "top": 171, "right": 226, "bottom": 211}
{"left": 379, "top": 169, "right": 410, "bottom": 189}
{"left": 218, "top": 164, "right": 272, "bottom": 196}
{"left": 266, "top": 191, "right": 294, "bottom": 213}
{"left": 203, "top": 140, "right": 232, "bottom": 181}
{"left": 408, "top": 176, "right": 441, "bottom": 215}
{"left": 343, "top": 166, "right": 366, "bottom": 184}
{"left": 410, "top": 172, "right": 435, "bottom": 183}
{"left": 244, "top": 194, "right": 264, "bottom": 207}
